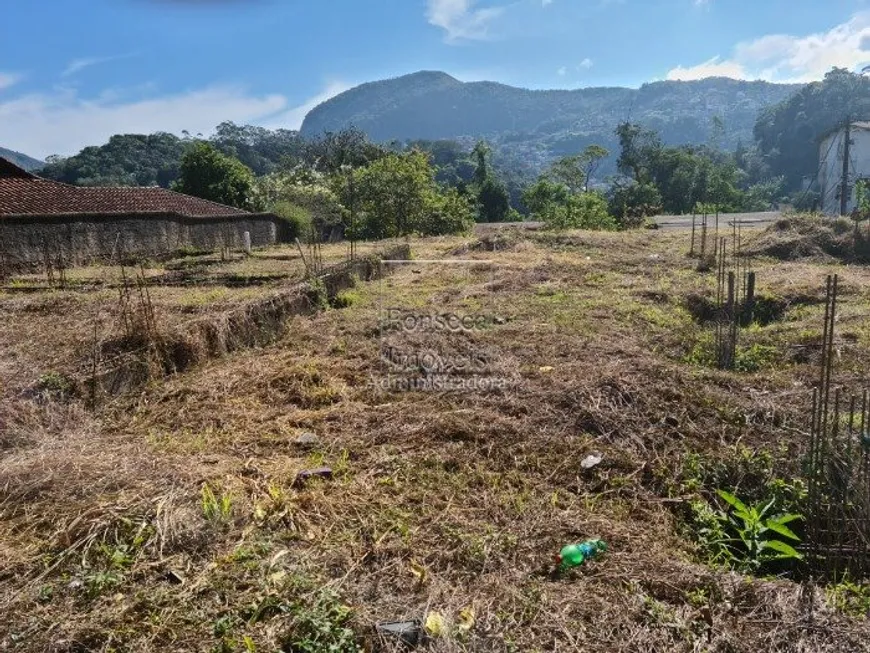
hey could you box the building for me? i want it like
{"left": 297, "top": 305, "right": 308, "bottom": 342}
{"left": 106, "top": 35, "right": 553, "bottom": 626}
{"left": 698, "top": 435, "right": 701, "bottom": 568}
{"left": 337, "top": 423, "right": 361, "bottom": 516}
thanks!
{"left": 0, "top": 157, "right": 287, "bottom": 273}
{"left": 818, "top": 121, "right": 870, "bottom": 216}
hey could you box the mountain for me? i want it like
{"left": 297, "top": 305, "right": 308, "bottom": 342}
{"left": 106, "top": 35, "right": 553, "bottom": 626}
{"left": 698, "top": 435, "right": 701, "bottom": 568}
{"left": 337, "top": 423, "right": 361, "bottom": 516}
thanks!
{"left": 301, "top": 71, "right": 803, "bottom": 174}
{"left": 0, "top": 147, "right": 44, "bottom": 171}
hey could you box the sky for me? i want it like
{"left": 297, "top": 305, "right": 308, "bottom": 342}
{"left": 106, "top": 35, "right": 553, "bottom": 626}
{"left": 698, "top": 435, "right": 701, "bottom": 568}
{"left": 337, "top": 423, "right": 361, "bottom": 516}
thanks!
{"left": 3, "top": 0, "right": 870, "bottom": 159}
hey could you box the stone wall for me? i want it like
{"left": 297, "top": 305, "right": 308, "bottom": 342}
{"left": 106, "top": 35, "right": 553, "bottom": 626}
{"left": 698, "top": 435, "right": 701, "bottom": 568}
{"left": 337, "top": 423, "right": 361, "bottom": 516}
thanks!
{"left": 0, "top": 213, "right": 286, "bottom": 273}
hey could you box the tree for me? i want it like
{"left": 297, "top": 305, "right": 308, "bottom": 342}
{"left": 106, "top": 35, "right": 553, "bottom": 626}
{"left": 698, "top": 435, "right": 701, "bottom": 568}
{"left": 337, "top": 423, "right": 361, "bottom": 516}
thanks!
{"left": 352, "top": 150, "right": 473, "bottom": 238}
{"left": 523, "top": 178, "right": 615, "bottom": 231}
{"left": 212, "top": 121, "right": 304, "bottom": 176}
{"left": 580, "top": 145, "right": 609, "bottom": 192}
{"left": 303, "top": 127, "right": 387, "bottom": 174}
{"left": 472, "top": 141, "right": 491, "bottom": 186}
{"left": 616, "top": 122, "right": 662, "bottom": 184}
{"left": 424, "top": 187, "right": 476, "bottom": 236}
{"left": 477, "top": 177, "right": 510, "bottom": 222}
{"left": 523, "top": 179, "right": 568, "bottom": 223}
{"left": 755, "top": 68, "right": 870, "bottom": 191}
{"left": 40, "top": 132, "right": 187, "bottom": 188}
{"left": 549, "top": 156, "right": 586, "bottom": 194}
{"left": 608, "top": 181, "right": 663, "bottom": 228}
{"left": 173, "top": 142, "right": 256, "bottom": 210}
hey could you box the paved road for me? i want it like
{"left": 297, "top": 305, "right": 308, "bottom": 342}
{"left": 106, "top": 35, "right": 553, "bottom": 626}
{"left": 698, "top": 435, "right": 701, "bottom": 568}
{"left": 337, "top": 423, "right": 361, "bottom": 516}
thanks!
{"left": 651, "top": 211, "right": 781, "bottom": 231}
{"left": 475, "top": 211, "right": 781, "bottom": 233}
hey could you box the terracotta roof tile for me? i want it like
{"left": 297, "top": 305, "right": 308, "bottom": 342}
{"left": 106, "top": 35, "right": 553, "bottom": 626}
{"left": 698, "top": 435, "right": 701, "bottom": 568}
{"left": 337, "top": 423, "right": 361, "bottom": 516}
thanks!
{"left": 0, "top": 157, "right": 251, "bottom": 219}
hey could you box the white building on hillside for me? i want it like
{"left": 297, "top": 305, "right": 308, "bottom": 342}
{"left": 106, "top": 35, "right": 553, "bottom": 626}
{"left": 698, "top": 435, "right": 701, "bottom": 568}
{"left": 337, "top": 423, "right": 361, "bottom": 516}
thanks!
{"left": 819, "top": 121, "right": 870, "bottom": 216}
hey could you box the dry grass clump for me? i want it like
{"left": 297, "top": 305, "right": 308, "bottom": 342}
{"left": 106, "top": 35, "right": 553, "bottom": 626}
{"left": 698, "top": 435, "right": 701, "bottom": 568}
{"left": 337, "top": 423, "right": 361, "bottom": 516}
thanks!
{"left": 745, "top": 213, "right": 870, "bottom": 262}
{"left": 2, "top": 228, "right": 870, "bottom": 651}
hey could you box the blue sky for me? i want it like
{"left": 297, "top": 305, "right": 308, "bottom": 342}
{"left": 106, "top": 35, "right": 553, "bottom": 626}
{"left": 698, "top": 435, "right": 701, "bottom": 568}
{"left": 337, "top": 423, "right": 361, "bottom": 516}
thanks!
{"left": 2, "top": 0, "right": 870, "bottom": 158}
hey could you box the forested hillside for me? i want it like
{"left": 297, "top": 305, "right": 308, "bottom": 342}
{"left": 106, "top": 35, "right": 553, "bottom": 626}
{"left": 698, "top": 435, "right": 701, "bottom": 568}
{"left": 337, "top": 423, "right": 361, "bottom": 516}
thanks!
{"left": 38, "top": 124, "right": 305, "bottom": 188}
{"left": 755, "top": 68, "right": 870, "bottom": 191}
{"left": 301, "top": 71, "right": 802, "bottom": 175}
{"left": 30, "top": 68, "right": 870, "bottom": 221}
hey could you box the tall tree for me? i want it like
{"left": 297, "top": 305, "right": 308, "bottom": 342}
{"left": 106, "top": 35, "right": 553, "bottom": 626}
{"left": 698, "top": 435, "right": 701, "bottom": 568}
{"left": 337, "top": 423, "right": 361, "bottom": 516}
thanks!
{"left": 549, "top": 156, "right": 585, "bottom": 194}
{"left": 173, "top": 142, "right": 256, "bottom": 210}
{"left": 580, "top": 145, "right": 609, "bottom": 192}
{"left": 616, "top": 122, "right": 662, "bottom": 184}
{"left": 472, "top": 141, "right": 491, "bottom": 187}
{"left": 303, "top": 127, "right": 387, "bottom": 174}
{"left": 477, "top": 177, "right": 510, "bottom": 222}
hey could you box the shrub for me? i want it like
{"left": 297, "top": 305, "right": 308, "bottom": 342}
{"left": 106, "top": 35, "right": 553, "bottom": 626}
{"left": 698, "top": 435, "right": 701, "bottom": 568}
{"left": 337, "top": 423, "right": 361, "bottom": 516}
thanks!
{"left": 420, "top": 186, "right": 476, "bottom": 236}
{"left": 271, "top": 200, "right": 313, "bottom": 241}
{"left": 608, "top": 181, "right": 663, "bottom": 229}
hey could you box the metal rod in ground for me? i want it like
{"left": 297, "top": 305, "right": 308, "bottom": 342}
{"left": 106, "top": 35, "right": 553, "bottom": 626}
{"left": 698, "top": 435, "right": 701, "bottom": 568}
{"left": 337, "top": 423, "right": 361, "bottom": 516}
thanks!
{"left": 808, "top": 387, "right": 820, "bottom": 572}
{"left": 721, "top": 271, "right": 734, "bottom": 369}
{"left": 744, "top": 271, "right": 756, "bottom": 326}
{"left": 701, "top": 213, "right": 708, "bottom": 258}
{"left": 691, "top": 213, "right": 696, "bottom": 256}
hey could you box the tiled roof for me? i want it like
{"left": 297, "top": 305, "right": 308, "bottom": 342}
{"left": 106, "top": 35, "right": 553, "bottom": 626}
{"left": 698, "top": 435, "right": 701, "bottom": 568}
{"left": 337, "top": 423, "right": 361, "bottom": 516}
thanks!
{"left": 0, "top": 157, "right": 251, "bottom": 219}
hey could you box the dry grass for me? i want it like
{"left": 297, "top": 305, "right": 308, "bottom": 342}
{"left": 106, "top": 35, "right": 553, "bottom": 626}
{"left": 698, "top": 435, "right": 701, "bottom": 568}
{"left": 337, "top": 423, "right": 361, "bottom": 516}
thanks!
{"left": 2, "top": 227, "right": 870, "bottom": 651}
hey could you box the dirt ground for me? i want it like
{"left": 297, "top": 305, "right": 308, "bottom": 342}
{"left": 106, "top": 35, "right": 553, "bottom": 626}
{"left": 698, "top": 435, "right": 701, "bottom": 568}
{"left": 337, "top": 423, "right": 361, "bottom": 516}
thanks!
{"left": 2, "top": 225, "right": 870, "bottom": 652}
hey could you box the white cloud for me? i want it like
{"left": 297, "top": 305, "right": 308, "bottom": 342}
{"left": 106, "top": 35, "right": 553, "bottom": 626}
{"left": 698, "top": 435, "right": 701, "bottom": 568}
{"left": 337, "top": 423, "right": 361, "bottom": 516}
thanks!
{"left": 426, "top": 0, "right": 504, "bottom": 42}
{"left": 0, "top": 86, "right": 287, "bottom": 159}
{"left": 0, "top": 72, "right": 21, "bottom": 91}
{"left": 262, "top": 81, "right": 351, "bottom": 131}
{"left": 557, "top": 66, "right": 567, "bottom": 76}
{"left": 542, "top": 0, "right": 553, "bottom": 6}
{"left": 667, "top": 11, "right": 870, "bottom": 83}
{"left": 62, "top": 53, "right": 137, "bottom": 77}
{"left": 666, "top": 56, "right": 749, "bottom": 81}
{"left": 578, "top": 58, "right": 593, "bottom": 70}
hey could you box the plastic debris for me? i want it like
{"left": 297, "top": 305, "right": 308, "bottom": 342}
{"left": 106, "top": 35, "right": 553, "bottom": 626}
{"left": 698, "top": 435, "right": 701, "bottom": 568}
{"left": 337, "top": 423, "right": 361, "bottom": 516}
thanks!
{"left": 376, "top": 620, "right": 424, "bottom": 647}
{"left": 292, "top": 467, "right": 333, "bottom": 488}
{"left": 557, "top": 539, "right": 608, "bottom": 571}
{"left": 581, "top": 454, "right": 603, "bottom": 470}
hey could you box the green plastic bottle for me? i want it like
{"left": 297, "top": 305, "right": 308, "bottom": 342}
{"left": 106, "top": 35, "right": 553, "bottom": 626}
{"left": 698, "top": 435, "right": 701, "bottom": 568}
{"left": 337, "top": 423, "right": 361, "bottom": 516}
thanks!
{"left": 558, "top": 539, "right": 607, "bottom": 571}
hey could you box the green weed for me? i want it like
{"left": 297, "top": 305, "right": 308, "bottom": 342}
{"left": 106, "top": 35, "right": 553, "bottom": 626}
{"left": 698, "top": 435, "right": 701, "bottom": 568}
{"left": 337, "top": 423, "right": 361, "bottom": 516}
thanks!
{"left": 202, "top": 484, "right": 233, "bottom": 522}
{"left": 826, "top": 577, "right": 870, "bottom": 617}
{"left": 697, "top": 490, "right": 803, "bottom": 573}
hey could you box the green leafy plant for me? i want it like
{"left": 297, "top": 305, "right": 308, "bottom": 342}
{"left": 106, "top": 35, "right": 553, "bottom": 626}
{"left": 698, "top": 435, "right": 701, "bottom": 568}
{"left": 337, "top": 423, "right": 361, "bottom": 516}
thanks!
{"left": 826, "top": 576, "right": 870, "bottom": 617}
{"left": 734, "top": 343, "right": 779, "bottom": 372}
{"left": 279, "top": 587, "right": 361, "bottom": 653}
{"left": 35, "top": 371, "right": 77, "bottom": 399}
{"left": 201, "top": 484, "right": 233, "bottom": 522}
{"left": 710, "top": 490, "right": 803, "bottom": 572}
{"left": 84, "top": 570, "right": 123, "bottom": 598}
{"left": 308, "top": 278, "right": 330, "bottom": 311}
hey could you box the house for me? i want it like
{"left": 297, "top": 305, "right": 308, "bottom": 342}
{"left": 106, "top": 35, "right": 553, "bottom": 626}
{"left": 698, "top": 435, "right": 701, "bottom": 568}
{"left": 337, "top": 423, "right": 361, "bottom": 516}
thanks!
{"left": 0, "top": 157, "right": 288, "bottom": 273}
{"left": 818, "top": 121, "right": 870, "bottom": 216}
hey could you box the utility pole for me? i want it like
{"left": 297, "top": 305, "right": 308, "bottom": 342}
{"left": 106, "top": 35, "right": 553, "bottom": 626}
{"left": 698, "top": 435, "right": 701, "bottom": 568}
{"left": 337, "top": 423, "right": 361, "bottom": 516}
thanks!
{"left": 840, "top": 117, "right": 852, "bottom": 216}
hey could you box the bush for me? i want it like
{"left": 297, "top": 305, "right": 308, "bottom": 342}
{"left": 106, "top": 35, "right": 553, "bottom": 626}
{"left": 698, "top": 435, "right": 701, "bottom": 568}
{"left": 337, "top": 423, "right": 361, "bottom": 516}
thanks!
{"left": 608, "top": 182, "right": 663, "bottom": 229}
{"left": 271, "top": 200, "right": 313, "bottom": 241}
{"left": 421, "top": 187, "right": 476, "bottom": 236}
{"left": 544, "top": 191, "right": 616, "bottom": 231}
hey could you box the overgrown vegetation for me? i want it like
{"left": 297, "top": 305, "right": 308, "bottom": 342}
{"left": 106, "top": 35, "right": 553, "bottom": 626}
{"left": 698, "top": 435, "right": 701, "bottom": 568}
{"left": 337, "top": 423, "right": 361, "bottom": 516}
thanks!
{"left": 4, "top": 227, "right": 870, "bottom": 651}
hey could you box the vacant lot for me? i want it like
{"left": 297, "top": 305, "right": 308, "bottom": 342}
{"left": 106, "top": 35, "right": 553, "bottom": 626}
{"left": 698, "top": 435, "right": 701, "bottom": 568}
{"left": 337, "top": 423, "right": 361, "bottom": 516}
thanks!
{"left": 2, "top": 225, "right": 870, "bottom": 652}
{"left": 0, "top": 240, "right": 386, "bottom": 399}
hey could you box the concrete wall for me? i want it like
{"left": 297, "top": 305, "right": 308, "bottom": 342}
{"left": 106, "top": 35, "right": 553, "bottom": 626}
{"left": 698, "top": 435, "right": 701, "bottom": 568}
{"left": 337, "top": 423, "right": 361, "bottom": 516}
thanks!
{"left": 819, "top": 128, "right": 870, "bottom": 216}
{"left": 0, "top": 213, "right": 284, "bottom": 273}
